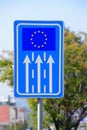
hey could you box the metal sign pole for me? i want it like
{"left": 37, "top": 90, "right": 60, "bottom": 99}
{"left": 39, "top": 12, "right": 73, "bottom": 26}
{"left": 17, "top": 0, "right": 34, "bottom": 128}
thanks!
{"left": 38, "top": 98, "right": 43, "bottom": 130}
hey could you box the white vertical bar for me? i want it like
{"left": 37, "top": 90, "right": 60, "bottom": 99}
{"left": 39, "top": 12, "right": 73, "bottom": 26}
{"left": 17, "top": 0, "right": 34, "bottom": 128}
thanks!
{"left": 49, "top": 63, "right": 52, "bottom": 93}
{"left": 44, "top": 52, "right": 46, "bottom": 61}
{"left": 44, "top": 69, "right": 46, "bottom": 78}
{"left": 44, "top": 85, "right": 46, "bottom": 93}
{"left": 37, "top": 63, "right": 41, "bottom": 93}
{"left": 38, "top": 98, "right": 43, "bottom": 130}
{"left": 32, "top": 52, "right": 34, "bottom": 61}
{"left": 32, "top": 69, "right": 34, "bottom": 78}
{"left": 32, "top": 85, "right": 34, "bottom": 93}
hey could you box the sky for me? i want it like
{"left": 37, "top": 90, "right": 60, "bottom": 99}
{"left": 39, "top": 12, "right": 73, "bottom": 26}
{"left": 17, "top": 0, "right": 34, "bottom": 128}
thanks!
{"left": 0, "top": 0, "right": 87, "bottom": 97}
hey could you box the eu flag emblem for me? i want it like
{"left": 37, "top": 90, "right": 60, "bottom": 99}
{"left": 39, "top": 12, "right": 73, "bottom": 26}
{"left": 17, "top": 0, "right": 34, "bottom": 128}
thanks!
{"left": 22, "top": 27, "right": 56, "bottom": 51}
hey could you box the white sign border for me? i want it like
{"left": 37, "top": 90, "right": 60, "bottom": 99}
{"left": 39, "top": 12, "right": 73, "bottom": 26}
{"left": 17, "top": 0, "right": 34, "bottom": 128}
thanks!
{"left": 15, "top": 22, "right": 63, "bottom": 96}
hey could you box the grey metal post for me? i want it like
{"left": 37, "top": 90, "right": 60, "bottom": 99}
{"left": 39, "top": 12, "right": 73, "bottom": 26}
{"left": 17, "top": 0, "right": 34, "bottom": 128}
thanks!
{"left": 38, "top": 98, "right": 43, "bottom": 130}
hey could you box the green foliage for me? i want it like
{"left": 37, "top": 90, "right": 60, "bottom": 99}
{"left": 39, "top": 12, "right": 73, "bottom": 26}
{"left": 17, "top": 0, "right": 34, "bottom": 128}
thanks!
{"left": 0, "top": 50, "right": 13, "bottom": 86}
{"left": 28, "top": 29, "right": 87, "bottom": 130}
{"left": 0, "top": 28, "right": 87, "bottom": 130}
{"left": 7, "top": 121, "right": 28, "bottom": 130}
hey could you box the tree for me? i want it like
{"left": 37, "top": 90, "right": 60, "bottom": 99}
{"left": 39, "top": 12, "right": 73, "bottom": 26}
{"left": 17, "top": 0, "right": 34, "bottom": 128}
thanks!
{"left": 28, "top": 29, "right": 87, "bottom": 130}
{"left": 0, "top": 28, "right": 87, "bottom": 130}
{"left": 0, "top": 50, "right": 13, "bottom": 86}
{"left": 7, "top": 121, "right": 28, "bottom": 130}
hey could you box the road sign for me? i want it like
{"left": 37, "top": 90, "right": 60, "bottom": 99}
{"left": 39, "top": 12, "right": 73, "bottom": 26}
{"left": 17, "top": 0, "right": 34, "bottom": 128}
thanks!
{"left": 14, "top": 21, "right": 64, "bottom": 98}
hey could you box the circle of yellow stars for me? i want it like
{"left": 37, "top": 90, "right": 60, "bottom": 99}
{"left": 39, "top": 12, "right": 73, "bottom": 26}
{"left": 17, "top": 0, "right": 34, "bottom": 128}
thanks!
{"left": 30, "top": 30, "right": 48, "bottom": 48}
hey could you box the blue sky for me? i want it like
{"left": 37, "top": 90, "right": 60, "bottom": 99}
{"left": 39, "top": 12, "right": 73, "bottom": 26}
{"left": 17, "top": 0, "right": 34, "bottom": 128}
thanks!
{"left": 0, "top": 0, "right": 87, "bottom": 97}
{"left": 0, "top": 0, "right": 87, "bottom": 52}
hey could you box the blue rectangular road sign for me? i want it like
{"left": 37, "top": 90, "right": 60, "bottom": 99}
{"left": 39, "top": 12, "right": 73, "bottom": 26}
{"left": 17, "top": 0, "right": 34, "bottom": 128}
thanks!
{"left": 14, "top": 21, "right": 64, "bottom": 98}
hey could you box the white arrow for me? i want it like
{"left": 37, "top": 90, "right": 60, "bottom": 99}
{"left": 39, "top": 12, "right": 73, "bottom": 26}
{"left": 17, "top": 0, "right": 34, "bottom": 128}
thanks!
{"left": 23, "top": 55, "right": 31, "bottom": 93}
{"left": 47, "top": 55, "right": 55, "bottom": 93}
{"left": 35, "top": 55, "right": 43, "bottom": 93}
